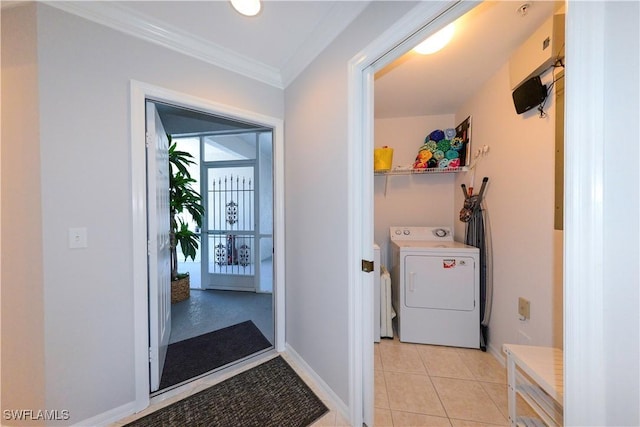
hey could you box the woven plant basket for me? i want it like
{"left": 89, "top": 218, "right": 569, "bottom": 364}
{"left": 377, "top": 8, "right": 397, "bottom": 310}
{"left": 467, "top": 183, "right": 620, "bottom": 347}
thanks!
{"left": 171, "top": 275, "right": 190, "bottom": 303}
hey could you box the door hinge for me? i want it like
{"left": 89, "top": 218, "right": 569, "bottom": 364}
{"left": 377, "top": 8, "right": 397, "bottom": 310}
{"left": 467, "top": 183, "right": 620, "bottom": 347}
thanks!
{"left": 147, "top": 239, "right": 151, "bottom": 256}
{"left": 145, "top": 132, "right": 151, "bottom": 148}
{"left": 361, "top": 259, "right": 374, "bottom": 273}
{"left": 148, "top": 347, "right": 152, "bottom": 363}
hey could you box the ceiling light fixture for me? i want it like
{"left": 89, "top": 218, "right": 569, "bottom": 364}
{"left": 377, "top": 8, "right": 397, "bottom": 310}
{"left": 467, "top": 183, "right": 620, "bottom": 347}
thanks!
{"left": 517, "top": 3, "right": 531, "bottom": 17}
{"left": 413, "top": 23, "right": 456, "bottom": 55}
{"left": 230, "top": 0, "right": 261, "bottom": 17}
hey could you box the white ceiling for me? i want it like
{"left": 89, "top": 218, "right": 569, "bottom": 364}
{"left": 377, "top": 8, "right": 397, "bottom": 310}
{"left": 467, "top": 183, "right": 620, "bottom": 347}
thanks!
{"left": 121, "top": 1, "right": 363, "bottom": 72}
{"left": 40, "top": 0, "right": 370, "bottom": 88}
{"left": 23, "top": 1, "right": 559, "bottom": 118}
{"left": 375, "top": 1, "right": 559, "bottom": 118}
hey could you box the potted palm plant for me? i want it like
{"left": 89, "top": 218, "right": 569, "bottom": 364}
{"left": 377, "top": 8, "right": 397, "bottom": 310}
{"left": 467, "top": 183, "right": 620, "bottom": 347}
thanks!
{"left": 169, "top": 137, "right": 204, "bottom": 303}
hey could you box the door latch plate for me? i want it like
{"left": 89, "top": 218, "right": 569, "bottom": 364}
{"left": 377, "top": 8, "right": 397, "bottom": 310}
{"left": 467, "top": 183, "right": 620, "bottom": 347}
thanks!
{"left": 362, "top": 259, "right": 374, "bottom": 273}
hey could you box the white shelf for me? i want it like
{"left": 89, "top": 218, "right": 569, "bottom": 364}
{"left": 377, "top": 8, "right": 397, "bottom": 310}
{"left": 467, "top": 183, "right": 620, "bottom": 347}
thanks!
{"left": 374, "top": 166, "right": 468, "bottom": 176}
{"left": 375, "top": 166, "right": 469, "bottom": 196}
{"left": 504, "top": 344, "right": 563, "bottom": 427}
{"left": 516, "top": 416, "right": 547, "bottom": 427}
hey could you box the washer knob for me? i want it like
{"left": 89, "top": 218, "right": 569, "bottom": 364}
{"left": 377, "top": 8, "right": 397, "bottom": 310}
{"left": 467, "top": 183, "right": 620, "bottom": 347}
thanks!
{"left": 395, "top": 229, "right": 402, "bottom": 235}
{"left": 403, "top": 229, "right": 410, "bottom": 235}
{"left": 434, "top": 228, "right": 448, "bottom": 237}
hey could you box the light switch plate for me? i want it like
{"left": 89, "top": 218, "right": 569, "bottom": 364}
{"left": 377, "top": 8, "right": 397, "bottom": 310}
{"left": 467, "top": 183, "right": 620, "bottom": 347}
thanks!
{"left": 69, "top": 227, "right": 88, "bottom": 249}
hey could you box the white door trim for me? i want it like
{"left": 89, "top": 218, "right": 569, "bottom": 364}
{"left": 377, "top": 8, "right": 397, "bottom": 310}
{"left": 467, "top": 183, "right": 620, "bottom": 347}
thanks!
{"left": 563, "top": 2, "right": 606, "bottom": 424}
{"left": 346, "top": 2, "right": 478, "bottom": 424}
{"left": 130, "top": 80, "right": 286, "bottom": 411}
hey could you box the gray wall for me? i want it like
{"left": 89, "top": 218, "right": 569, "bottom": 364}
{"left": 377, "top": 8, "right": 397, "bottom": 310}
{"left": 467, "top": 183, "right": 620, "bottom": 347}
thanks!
{"left": 284, "top": 1, "right": 418, "bottom": 404}
{"left": 2, "top": 3, "right": 283, "bottom": 424}
{"left": 2, "top": 1, "right": 638, "bottom": 425}
{"left": 602, "top": 2, "right": 639, "bottom": 424}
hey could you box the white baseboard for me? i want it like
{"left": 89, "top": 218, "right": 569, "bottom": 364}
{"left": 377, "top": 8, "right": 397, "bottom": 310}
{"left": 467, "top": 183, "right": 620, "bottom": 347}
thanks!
{"left": 72, "top": 401, "right": 138, "bottom": 427}
{"left": 283, "top": 344, "right": 350, "bottom": 423}
{"left": 80, "top": 351, "right": 278, "bottom": 426}
{"left": 487, "top": 342, "right": 506, "bottom": 367}
{"left": 72, "top": 347, "right": 344, "bottom": 427}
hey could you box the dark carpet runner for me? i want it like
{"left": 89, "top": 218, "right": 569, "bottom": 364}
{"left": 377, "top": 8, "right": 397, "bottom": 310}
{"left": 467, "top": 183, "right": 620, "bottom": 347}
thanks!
{"left": 127, "top": 356, "right": 329, "bottom": 427}
{"left": 159, "top": 320, "right": 272, "bottom": 391}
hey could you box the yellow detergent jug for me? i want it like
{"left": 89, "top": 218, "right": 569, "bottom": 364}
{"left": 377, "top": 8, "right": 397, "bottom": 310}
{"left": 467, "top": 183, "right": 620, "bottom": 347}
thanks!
{"left": 374, "top": 146, "right": 393, "bottom": 171}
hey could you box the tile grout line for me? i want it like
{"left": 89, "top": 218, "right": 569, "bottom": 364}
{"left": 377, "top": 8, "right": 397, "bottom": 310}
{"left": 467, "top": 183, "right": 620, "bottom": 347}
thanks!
{"left": 423, "top": 361, "right": 454, "bottom": 427}
{"left": 377, "top": 338, "right": 514, "bottom": 426}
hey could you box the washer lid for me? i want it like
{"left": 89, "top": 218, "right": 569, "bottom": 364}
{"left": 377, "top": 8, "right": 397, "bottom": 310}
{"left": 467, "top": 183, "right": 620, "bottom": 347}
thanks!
{"left": 393, "top": 240, "right": 479, "bottom": 252}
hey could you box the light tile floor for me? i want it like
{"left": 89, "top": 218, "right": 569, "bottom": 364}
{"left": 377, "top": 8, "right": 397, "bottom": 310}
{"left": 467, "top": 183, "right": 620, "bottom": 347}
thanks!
{"left": 368, "top": 337, "right": 538, "bottom": 427}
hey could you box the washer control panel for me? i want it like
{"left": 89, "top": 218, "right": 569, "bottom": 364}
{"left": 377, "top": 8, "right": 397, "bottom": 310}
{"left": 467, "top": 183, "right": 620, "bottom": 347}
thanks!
{"left": 390, "top": 226, "right": 453, "bottom": 241}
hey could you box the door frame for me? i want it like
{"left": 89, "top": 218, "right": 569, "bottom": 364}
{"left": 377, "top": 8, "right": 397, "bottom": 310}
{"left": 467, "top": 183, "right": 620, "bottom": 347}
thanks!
{"left": 348, "top": 1, "right": 606, "bottom": 425}
{"left": 347, "top": 3, "right": 479, "bottom": 423}
{"left": 130, "top": 80, "right": 285, "bottom": 412}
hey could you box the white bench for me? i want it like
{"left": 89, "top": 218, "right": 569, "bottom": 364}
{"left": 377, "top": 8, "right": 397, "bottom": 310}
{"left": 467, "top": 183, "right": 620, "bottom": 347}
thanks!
{"left": 503, "top": 344, "right": 563, "bottom": 426}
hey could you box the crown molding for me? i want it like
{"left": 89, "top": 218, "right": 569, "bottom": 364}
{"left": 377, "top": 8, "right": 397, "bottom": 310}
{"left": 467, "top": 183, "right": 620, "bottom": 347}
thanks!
{"left": 43, "top": 1, "right": 371, "bottom": 90}
{"left": 280, "top": 1, "right": 370, "bottom": 87}
{"left": 43, "top": 1, "right": 284, "bottom": 89}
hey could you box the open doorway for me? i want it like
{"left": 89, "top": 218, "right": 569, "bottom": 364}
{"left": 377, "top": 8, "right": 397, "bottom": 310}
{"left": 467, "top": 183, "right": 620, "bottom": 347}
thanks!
{"left": 130, "top": 81, "right": 285, "bottom": 410}
{"left": 350, "top": 1, "right": 565, "bottom": 425}
{"left": 149, "top": 101, "right": 275, "bottom": 394}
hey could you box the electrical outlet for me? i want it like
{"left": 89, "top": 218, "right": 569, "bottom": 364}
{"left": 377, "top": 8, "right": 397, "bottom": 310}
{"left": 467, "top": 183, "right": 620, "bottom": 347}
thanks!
{"left": 69, "top": 227, "right": 88, "bottom": 249}
{"left": 518, "top": 297, "right": 530, "bottom": 320}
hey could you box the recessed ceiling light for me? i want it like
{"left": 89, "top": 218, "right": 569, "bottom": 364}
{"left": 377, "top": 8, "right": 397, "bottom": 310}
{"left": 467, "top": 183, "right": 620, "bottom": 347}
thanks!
{"left": 230, "top": 0, "right": 261, "bottom": 17}
{"left": 517, "top": 3, "right": 531, "bottom": 17}
{"left": 413, "top": 23, "right": 456, "bottom": 55}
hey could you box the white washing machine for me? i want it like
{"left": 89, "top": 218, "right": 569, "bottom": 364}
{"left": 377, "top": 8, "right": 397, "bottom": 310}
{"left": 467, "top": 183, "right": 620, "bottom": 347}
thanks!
{"left": 390, "top": 226, "right": 480, "bottom": 348}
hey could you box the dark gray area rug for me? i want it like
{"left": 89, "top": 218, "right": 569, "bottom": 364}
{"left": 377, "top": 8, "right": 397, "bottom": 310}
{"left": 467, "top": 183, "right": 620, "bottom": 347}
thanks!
{"left": 159, "top": 320, "right": 272, "bottom": 391}
{"left": 127, "top": 356, "right": 329, "bottom": 427}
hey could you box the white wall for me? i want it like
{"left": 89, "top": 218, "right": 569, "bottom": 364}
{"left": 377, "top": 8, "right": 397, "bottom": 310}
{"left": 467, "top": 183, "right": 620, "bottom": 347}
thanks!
{"left": 284, "top": 1, "right": 418, "bottom": 406}
{"left": 453, "top": 61, "right": 561, "bottom": 354}
{"left": 2, "top": 4, "right": 284, "bottom": 425}
{"left": 374, "top": 114, "right": 456, "bottom": 268}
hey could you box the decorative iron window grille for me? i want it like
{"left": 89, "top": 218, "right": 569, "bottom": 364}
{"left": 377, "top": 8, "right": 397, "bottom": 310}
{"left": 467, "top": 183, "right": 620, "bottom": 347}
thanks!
{"left": 209, "top": 174, "right": 254, "bottom": 276}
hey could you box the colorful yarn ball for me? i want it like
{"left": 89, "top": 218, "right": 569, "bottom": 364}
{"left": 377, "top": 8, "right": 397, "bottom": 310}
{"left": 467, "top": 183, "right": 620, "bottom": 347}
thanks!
{"left": 413, "top": 149, "right": 432, "bottom": 169}
{"left": 427, "top": 158, "right": 438, "bottom": 168}
{"left": 448, "top": 158, "right": 461, "bottom": 168}
{"left": 424, "top": 140, "right": 438, "bottom": 152}
{"left": 451, "top": 137, "right": 464, "bottom": 150}
{"left": 428, "top": 129, "right": 445, "bottom": 142}
{"left": 445, "top": 149, "right": 459, "bottom": 160}
{"left": 419, "top": 149, "right": 433, "bottom": 161}
{"left": 436, "top": 139, "right": 451, "bottom": 152}
{"left": 433, "top": 150, "right": 445, "bottom": 160}
{"left": 444, "top": 128, "right": 456, "bottom": 140}
{"left": 438, "top": 158, "right": 450, "bottom": 168}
